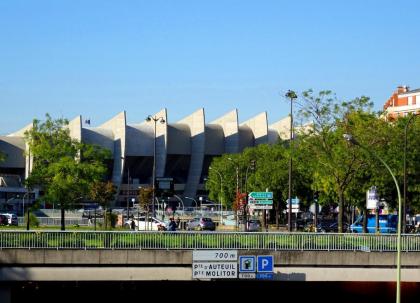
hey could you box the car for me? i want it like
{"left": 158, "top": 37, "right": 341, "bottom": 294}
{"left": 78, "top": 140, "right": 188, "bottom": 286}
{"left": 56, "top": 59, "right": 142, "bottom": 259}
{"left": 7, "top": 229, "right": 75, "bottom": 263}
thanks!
{"left": 186, "top": 217, "right": 216, "bottom": 231}
{"left": 0, "top": 213, "right": 18, "bottom": 226}
{"left": 124, "top": 217, "right": 166, "bottom": 231}
{"left": 247, "top": 219, "right": 261, "bottom": 232}
{"left": 317, "top": 221, "right": 349, "bottom": 233}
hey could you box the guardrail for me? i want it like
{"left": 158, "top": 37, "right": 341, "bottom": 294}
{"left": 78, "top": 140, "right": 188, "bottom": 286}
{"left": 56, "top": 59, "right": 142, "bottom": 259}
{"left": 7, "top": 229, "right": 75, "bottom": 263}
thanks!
{"left": 0, "top": 231, "right": 419, "bottom": 251}
{"left": 17, "top": 217, "right": 104, "bottom": 226}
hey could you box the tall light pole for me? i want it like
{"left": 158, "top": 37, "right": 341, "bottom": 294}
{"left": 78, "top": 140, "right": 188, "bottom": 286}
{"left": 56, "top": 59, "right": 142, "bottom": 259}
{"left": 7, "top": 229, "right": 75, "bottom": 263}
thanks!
{"left": 285, "top": 90, "right": 297, "bottom": 232}
{"left": 244, "top": 160, "right": 256, "bottom": 231}
{"left": 403, "top": 112, "right": 418, "bottom": 230}
{"left": 22, "top": 192, "right": 30, "bottom": 230}
{"left": 228, "top": 157, "right": 240, "bottom": 230}
{"left": 209, "top": 167, "right": 224, "bottom": 225}
{"left": 121, "top": 156, "right": 130, "bottom": 220}
{"left": 146, "top": 115, "right": 166, "bottom": 218}
{"left": 344, "top": 134, "right": 402, "bottom": 303}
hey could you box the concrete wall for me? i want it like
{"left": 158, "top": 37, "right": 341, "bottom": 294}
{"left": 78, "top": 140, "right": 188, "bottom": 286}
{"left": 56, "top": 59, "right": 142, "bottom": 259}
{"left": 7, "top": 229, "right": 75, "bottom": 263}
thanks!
{"left": 0, "top": 250, "right": 419, "bottom": 282}
{"left": 210, "top": 110, "right": 239, "bottom": 154}
{"left": 98, "top": 112, "right": 126, "bottom": 185}
{"left": 0, "top": 137, "right": 25, "bottom": 168}
{"left": 178, "top": 109, "right": 205, "bottom": 197}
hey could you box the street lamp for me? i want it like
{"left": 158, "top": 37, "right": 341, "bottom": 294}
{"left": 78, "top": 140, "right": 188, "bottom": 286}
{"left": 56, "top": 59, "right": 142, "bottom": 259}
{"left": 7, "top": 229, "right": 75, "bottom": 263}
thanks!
{"left": 184, "top": 196, "right": 198, "bottom": 215}
{"left": 343, "top": 133, "right": 402, "bottom": 303}
{"left": 121, "top": 156, "right": 131, "bottom": 220}
{"left": 209, "top": 167, "right": 223, "bottom": 216}
{"left": 228, "top": 157, "right": 241, "bottom": 230}
{"left": 146, "top": 115, "right": 166, "bottom": 218}
{"left": 206, "top": 169, "right": 224, "bottom": 225}
{"left": 285, "top": 89, "right": 297, "bottom": 232}
{"left": 403, "top": 112, "right": 419, "bottom": 230}
{"left": 244, "top": 160, "right": 256, "bottom": 231}
{"left": 22, "top": 192, "right": 30, "bottom": 230}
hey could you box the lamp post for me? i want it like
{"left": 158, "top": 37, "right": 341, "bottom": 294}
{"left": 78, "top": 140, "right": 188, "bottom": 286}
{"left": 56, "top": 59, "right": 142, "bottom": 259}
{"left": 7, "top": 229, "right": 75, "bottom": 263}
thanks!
{"left": 184, "top": 196, "right": 198, "bottom": 214}
{"left": 121, "top": 156, "right": 130, "bottom": 220}
{"left": 285, "top": 89, "right": 297, "bottom": 232}
{"left": 343, "top": 134, "right": 402, "bottom": 303}
{"left": 207, "top": 169, "right": 224, "bottom": 225}
{"left": 244, "top": 160, "right": 256, "bottom": 231}
{"left": 403, "top": 112, "right": 419, "bottom": 230}
{"left": 22, "top": 192, "right": 30, "bottom": 230}
{"left": 146, "top": 115, "right": 166, "bottom": 218}
{"left": 228, "top": 157, "right": 240, "bottom": 230}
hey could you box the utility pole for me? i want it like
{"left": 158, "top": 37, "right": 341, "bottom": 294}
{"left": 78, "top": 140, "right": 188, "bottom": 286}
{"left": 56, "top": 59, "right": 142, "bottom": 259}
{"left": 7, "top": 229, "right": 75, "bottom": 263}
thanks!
{"left": 285, "top": 90, "right": 297, "bottom": 232}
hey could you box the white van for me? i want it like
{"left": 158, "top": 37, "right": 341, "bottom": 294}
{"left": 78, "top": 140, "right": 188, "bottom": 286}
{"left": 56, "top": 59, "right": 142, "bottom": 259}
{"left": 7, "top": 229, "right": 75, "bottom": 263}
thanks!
{"left": 0, "top": 213, "right": 18, "bottom": 226}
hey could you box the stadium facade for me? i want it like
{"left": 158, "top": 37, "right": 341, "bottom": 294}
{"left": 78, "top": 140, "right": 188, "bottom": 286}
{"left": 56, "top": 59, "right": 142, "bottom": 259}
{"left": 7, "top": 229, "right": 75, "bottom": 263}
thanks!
{"left": 0, "top": 108, "right": 292, "bottom": 207}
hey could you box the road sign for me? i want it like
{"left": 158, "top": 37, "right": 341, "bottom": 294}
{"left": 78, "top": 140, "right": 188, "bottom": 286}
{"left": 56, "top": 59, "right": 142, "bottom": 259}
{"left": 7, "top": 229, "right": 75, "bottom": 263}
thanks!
{"left": 193, "top": 250, "right": 237, "bottom": 261}
{"left": 239, "top": 256, "right": 256, "bottom": 273}
{"left": 248, "top": 199, "right": 273, "bottom": 205}
{"left": 286, "top": 197, "right": 300, "bottom": 205}
{"left": 248, "top": 192, "right": 273, "bottom": 200}
{"left": 192, "top": 262, "right": 237, "bottom": 279}
{"left": 249, "top": 205, "right": 272, "bottom": 210}
{"left": 257, "top": 255, "right": 274, "bottom": 273}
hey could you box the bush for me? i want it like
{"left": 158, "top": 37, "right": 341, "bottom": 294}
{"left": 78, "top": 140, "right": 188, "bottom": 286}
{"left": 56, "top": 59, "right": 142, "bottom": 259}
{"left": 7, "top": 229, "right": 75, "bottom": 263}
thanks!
{"left": 24, "top": 212, "right": 40, "bottom": 227}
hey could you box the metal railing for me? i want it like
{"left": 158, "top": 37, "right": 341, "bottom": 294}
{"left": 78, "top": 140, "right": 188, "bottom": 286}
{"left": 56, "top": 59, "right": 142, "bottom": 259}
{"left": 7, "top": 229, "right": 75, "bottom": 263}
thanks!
{"left": 0, "top": 231, "right": 419, "bottom": 251}
{"left": 17, "top": 217, "right": 104, "bottom": 226}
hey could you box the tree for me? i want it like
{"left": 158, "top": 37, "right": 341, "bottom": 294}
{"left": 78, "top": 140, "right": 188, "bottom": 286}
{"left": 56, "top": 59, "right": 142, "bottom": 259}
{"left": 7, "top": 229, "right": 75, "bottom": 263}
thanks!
{"left": 297, "top": 90, "right": 376, "bottom": 232}
{"left": 138, "top": 186, "right": 153, "bottom": 230}
{"left": 90, "top": 181, "right": 117, "bottom": 229}
{"left": 24, "top": 114, "right": 111, "bottom": 230}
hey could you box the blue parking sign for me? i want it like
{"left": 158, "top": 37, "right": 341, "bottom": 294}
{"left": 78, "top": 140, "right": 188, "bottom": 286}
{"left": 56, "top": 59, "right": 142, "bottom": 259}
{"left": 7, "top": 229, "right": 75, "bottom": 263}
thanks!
{"left": 239, "top": 256, "right": 256, "bottom": 272}
{"left": 257, "top": 255, "right": 273, "bottom": 273}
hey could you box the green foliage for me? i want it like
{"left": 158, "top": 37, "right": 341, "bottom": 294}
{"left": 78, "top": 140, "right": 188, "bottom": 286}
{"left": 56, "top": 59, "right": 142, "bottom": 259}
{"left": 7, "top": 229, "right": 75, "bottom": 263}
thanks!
{"left": 90, "top": 181, "right": 117, "bottom": 228}
{"left": 24, "top": 114, "right": 112, "bottom": 230}
{"left": 138, "top": 186, "right": 153, "bottom": 212}
{"left": 24, "top": 212, "right": 40, "bottom": 227}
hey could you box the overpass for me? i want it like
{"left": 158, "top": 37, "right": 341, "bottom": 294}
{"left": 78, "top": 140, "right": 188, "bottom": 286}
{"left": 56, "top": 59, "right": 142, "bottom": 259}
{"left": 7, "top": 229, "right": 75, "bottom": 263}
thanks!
{"left": 0, "top": 230, "right": 419, "bottom": 283}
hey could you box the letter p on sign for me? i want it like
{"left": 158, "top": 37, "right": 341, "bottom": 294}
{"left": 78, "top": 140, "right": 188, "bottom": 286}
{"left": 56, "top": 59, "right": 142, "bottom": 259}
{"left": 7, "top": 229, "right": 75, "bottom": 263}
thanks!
{"left": 257, "top": 255, "right": 273, "bottom": 273}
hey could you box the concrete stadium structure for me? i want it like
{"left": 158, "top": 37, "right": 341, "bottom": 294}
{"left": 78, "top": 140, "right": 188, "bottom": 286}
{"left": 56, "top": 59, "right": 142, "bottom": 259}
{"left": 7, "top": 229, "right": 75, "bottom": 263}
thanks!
{"left": 0, "top": 108, "right": 293, "bottom": 206}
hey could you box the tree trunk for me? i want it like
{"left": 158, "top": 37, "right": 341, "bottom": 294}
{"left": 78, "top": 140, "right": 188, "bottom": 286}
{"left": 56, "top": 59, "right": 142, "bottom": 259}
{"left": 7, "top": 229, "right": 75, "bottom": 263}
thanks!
{"left": 338, "top": 190, "right": 344, "bottom": 233}
{"left": 61, "top": 207, "right": 65, "bottom": 231}
{"left": 362, "top": 207, "right": 368, "bottom": 233}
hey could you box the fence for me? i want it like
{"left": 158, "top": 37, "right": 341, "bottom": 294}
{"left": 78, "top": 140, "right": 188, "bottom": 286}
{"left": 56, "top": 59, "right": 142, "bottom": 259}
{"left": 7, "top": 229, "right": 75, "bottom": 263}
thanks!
{"left": 0, "top": 231, "right": 419, "bottom": 251}
{"left": 17, "top": 217, "right": 104, "bottom": 226}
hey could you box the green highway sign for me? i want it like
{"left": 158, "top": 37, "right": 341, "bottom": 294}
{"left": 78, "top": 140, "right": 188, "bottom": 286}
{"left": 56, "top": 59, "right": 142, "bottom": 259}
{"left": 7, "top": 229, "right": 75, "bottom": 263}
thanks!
{"left": 248, "top": 192, "right": 273, "bottom": 200}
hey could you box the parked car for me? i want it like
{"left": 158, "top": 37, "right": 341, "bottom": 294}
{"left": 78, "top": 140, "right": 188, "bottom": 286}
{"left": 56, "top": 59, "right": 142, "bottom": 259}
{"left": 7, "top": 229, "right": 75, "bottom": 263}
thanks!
{"left": 0, "top": 213, "right": 18, "bottom": 226}
{"left": 247, "top": 219, "right": 261, "bottom": 232}
{"left": 186, "top": 217, "right": 216, "bottom": 231}
{"left": 124, "top": 217, "right": 167, "bottom": 231}
{"left": 316, "top": 220, "right": 349, "bottom": 233}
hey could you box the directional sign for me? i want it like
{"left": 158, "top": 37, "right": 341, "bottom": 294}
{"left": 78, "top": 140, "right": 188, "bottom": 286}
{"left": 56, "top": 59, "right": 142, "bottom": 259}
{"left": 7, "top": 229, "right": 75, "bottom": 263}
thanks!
{"left": 193, "top": 250, "right": 237, "bottom": 261}
{"left": 248, "top": 192, "right": 273, "bottom": 200}
{"left": 257, "top": 255, "right": 274, "bottom": 273}
{"left": 192, "top": 262, "right": 237, "bottom": 279}
{"left": 248, "top": 199, "right": 273, "bottom": 205}
{"left": 286, "top": 197, "right": 300, "bottom": 205}
{"left": 249, "top": 205, "right": 272, "bottom": 210}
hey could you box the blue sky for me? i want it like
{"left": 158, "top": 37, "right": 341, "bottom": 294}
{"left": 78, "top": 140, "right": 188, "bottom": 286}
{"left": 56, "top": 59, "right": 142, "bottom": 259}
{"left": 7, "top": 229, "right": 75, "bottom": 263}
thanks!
{"left": 1, "top": 0, "right": 419, "bottom": 134}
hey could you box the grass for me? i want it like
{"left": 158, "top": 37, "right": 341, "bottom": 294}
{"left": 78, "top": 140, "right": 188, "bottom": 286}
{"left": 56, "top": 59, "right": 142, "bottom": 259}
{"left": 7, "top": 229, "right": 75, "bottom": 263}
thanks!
{"left": 0, "top": 229, "right": 418, "bottom": 251}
